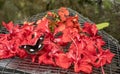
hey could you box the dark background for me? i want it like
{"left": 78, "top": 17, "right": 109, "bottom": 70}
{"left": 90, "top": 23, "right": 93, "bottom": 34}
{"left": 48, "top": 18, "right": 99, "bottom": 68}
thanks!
{"left": 0, "top": 0, "right": 120, "bottom": 43}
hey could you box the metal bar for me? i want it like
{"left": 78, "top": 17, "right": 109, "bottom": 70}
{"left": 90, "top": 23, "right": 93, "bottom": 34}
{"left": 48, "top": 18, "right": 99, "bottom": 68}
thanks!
{"left": 1, "top": 59, "right": 13, "bottom": 74}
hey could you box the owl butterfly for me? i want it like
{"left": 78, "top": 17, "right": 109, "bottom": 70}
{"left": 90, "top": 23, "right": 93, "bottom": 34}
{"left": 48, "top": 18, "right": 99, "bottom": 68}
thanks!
{"left": 19, "top": 35, "right": 44, "bottom": 54}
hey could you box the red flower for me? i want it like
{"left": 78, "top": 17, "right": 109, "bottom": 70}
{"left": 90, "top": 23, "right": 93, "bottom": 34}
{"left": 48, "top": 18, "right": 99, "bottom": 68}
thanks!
{"left": 74, "top": 59, "right": 92, "bottom": 73}
{"left": 85, "top": 38, "right": 97, "bottom": 55}
{"left": 55, "top": 53, "right": 72, "bottom": 69}
{"left": 0, "top": 46, "right": 15, "bottom": 59}
{"left": 47, "top": 11, "right": 53, "bottom": 17}
{"left": 58, "top": 7, "right": 69, "bottom": 21}
{"left": 93, "top": 49, "right": 115, "bottom": 67}
{"left": 38, "top": 53, "right": 55, "bottom": 65}
{"left": 35, "top": 18, "right": 50, "bottom": 33}
{"left": 2, "top": 21, "right": 14, "bottom": 33}
{"left": 83, "top": 22, "right": 98, "bottom": 36}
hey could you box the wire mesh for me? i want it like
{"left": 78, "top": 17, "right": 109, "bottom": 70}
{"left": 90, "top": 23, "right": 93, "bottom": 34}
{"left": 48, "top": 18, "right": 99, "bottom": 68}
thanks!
{"left": 0, "top": 8, "right": 120, "bottom": 74}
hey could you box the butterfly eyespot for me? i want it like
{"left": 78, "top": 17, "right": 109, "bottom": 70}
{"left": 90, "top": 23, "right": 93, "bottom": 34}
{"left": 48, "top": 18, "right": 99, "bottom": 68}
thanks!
{"left": 38, "top": 44, "right": 42, "bottom": 48}
{"left": 29, "top": 49, "right": 35, "bottom": 52}
{"left": 40, "top": 37, "right": 43, "bottom": 40}
{"left": 24, "top": 46, "right": 27, "bottom": 48}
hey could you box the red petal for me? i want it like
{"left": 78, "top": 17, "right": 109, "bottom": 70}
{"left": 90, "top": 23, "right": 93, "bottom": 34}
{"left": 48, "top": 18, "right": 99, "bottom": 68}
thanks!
{"left": 58, "top": 7, "right": 69, "bottom": 16}
{"left": 74, "top": 61, "right": 92, "bottom": 73}
{"left": 85, "top": 40, "right": 96, "bottom": 54}
{"left": 83, "top": 22, "right": 98, "bottom": 36}
{"left": 54, "top": 23, "right": 65, "bottom": 33}
{"left": 105, "top": 49, "right": 115, "bottom": 63}
{"left": 36, "top": 18, "right": 50, "bottom": 33}
{"left": 0, "top": 49, "right": 14, "bottom": 59}
{"left": 58, "top": 7, "right": 69, "bottom": 21}
{"left": 16, "top": 49, "right": 27, "bottom": 58}
{"left": 55, "top": 53, "right": 72, "bottom": 69}
{"left": 47, "top": 11, "right": 53, "bottom": 16}
{"left": 61, "top": 28, "right": 71, "bottom": 42}
{"left": 2, "top": 21, "right": 14, "bottom": 33}
{"left": 38, "top": 53, "right": 55, "bottom": 65}
{"left": 94, "top": 49, "right": 115, "bottom": 67}
{"left": 30, "top": 55, "right": 37, "bottom": 62}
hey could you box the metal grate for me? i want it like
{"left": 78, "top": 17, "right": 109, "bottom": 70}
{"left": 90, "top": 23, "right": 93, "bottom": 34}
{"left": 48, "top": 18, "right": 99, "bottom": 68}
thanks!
{"left": 0, "top": 8, "right": 120, "bottom": 74}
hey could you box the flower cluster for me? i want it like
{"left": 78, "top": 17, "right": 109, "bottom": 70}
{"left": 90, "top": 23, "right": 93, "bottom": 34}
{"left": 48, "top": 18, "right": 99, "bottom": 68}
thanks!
{"left": 0, "top": 7, "right": 114, "bottom": 73}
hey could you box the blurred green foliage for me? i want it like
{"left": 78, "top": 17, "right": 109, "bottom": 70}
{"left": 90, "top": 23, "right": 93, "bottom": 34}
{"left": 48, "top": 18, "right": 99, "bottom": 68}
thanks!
{"left": 0, "top": 0, "right": 120, "bottom": 42}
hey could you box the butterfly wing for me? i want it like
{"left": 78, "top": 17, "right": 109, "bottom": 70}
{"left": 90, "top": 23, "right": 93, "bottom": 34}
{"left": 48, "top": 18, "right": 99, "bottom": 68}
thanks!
{"left": 35, "top": 43, "right": 44, "bottom": 51}
{"left": 35, "top": 35, "right": 44, "bottom": 46}
{"left": 19, "top": 35, "right": 45, "bottom": 54}
{"left": 34, "top": 35, "right": 44, "bottom": 51}
{"left": 19, "top": 45, "right": 38, "bottom": 54}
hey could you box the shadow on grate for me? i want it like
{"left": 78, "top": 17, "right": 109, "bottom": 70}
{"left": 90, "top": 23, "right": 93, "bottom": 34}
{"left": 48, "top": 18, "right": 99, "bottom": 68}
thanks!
{"left": 0, "top": 8, "right": 120, "bottom": 74}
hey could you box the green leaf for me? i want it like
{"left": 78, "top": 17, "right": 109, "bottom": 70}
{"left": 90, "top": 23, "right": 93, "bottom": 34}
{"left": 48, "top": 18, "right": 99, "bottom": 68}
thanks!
{"left": 96, "top": 22, "right": 109, "bottom": 30}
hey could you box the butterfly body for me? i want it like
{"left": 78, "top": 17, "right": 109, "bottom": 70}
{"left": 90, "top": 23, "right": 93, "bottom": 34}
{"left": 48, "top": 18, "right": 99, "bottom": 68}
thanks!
{"left": 19, "top": 35, "right": 44, "bottom": 54}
